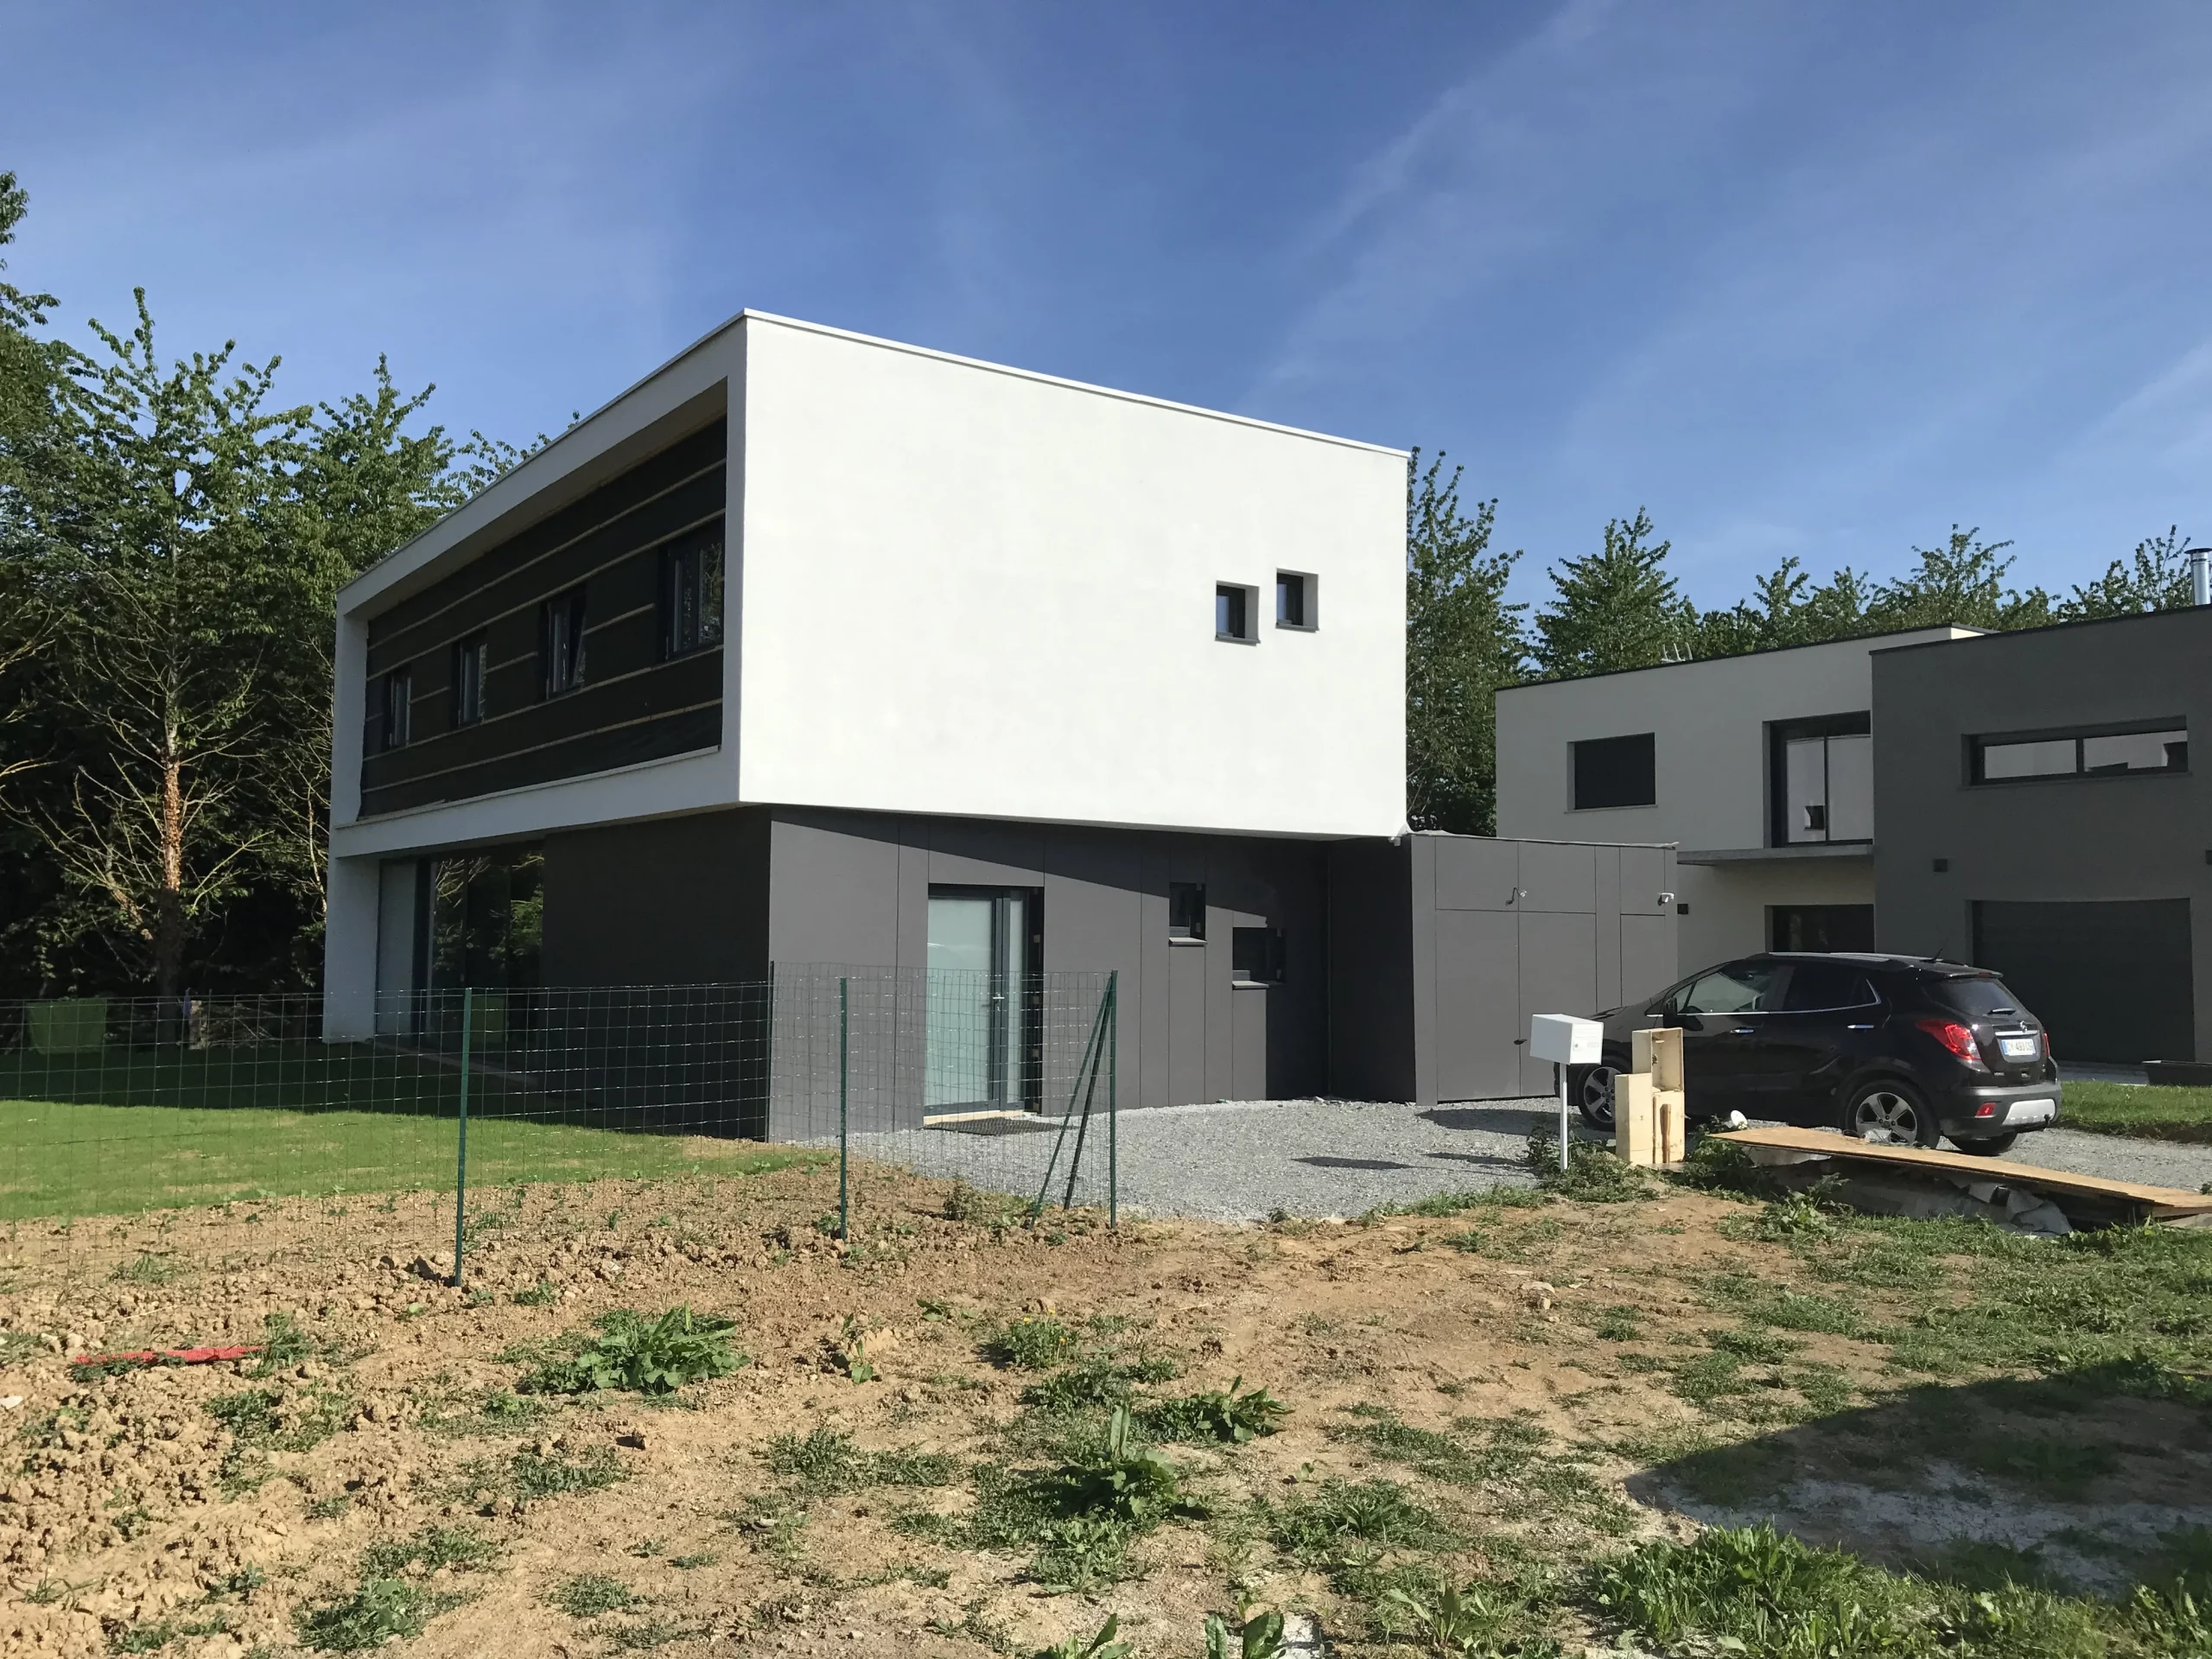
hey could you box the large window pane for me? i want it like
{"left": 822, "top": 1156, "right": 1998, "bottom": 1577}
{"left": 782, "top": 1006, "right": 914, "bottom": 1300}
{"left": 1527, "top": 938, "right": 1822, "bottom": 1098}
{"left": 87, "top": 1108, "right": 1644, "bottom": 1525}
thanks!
{"left": 1979, "top": 738, "right": 2077, "bottom": 780}
{"left": 2082, "top": 729, "right": 2185, "bottom": 773}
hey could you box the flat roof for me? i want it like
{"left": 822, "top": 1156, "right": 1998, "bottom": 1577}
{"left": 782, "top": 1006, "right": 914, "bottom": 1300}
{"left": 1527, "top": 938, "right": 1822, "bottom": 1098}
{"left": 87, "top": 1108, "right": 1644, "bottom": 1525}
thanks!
{"left": 1495, "top": 621, "right": 1984, "bottom": 692}
{"left": 1871, "top": 601, "right": 2212, "bottom": 656}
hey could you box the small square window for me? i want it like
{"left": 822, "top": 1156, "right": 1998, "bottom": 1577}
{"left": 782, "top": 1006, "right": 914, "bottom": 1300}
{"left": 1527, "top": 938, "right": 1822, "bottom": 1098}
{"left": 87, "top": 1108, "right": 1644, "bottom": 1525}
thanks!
{"left": 1168, "top": 882, "right": 1206, "bottom": 941}
{"left": 379, "top": 666, "right": 412, "bottom": 751}
{"left": 1231, "top": 925, "right": 1286, "bottom": 984}
{"left": 542, "top": 588, "right": 588, "bottom": 696}
{"left": 1215, "top": 582, "right": 1257, "bottom": 643}
{"left": 451, "top": 632, "right": 487, "bottom": 726}
{"left": 1275, "top": 570, "right": 1316, "bottom": 630}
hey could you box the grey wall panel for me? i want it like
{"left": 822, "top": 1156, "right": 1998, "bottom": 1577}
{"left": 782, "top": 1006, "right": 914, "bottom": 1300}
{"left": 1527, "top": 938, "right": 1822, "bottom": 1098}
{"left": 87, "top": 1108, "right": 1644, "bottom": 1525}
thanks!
{"left": 1594, "top": 847, "right": 1623, "bottom": 1008}
{"left": 1433, "top": 836, "right": 1520, "bottom": 911}
{"left": 1232, "top": 986, "right": 1268, "bottom": 1100}
{"left": 1411, "top": 836, "right": 1440, "bottom": 1105}
{"left": 1517, "top": 841, "right": 1599, "bottom": 913}
{"left": 1516, "top": 911, "right": 1599, "bottom": 1093}
{"left": 1974, "top": 899, "right": 2194, "bottom": 1062}
{"left": 1433, "top": 908, "right": 1520, "bottom": 1100}
{"left": 767, "top": 814, "right": 902, "bottom": 968}
{"left": 543, "top": 807, "right": 767, "bottom": 985}
{"left": 1619, "top": 914, "right": 1675, "bottom": 1007}
{"left": 894, "top": 837, "right": 931, "bottom": 969}
{"left": 1168, "top": 938, "right": 1206, "bottom": 1104}
{"left": 1618, "top": 846, "right": 1669, "bottom": 914}
{"left": 926, "top": 818, "right": 1046, "bottom": 886}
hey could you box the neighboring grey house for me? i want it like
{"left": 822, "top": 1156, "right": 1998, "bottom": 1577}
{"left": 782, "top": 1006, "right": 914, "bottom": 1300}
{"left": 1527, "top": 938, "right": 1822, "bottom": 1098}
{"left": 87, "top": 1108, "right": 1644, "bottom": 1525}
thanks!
{"left": 1497, "top": 607, "right": 2211, "bottom": 1064}
{"left": 1874, "top": 607, "right": 2212, "bottom": 1064}
{"left": 322, "top": 312, "right": 1676, "bottom": 1111}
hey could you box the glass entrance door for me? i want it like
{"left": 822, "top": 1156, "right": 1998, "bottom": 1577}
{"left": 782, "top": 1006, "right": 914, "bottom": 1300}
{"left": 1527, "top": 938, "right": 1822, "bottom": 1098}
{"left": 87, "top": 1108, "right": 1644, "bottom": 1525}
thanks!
{"left": 925, "top": 888, "right": 1039, "bottom": 1110}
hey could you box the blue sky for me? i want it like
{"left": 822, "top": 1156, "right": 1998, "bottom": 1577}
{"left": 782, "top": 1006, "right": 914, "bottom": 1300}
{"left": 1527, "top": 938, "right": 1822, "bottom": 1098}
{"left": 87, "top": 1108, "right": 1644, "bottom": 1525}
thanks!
{"left": 7, "top": 1, "right": 2212, "bottom": 610}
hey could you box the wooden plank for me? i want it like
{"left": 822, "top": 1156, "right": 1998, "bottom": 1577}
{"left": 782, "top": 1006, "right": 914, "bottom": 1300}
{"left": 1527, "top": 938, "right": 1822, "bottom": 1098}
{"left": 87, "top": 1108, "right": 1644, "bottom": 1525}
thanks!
{"left": 1713, "top": 1125, "right": 2212, "bottom": 1217}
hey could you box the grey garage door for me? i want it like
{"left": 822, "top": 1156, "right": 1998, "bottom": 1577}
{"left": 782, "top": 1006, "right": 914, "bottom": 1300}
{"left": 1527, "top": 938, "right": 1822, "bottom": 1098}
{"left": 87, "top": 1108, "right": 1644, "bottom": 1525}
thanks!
{"left": 1972, "top": 899, "right": 2195, "bottom": 1063}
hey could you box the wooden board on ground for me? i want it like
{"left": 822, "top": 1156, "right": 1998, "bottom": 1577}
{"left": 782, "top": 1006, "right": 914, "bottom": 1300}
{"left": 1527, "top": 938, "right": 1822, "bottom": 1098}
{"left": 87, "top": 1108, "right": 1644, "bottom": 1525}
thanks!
{"left": 1713, "top": 1125, "right": 2212, "bottom": 1220}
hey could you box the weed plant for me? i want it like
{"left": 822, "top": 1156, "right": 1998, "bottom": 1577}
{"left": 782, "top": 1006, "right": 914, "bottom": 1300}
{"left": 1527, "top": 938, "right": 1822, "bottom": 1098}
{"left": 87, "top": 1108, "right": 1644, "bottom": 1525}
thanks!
{"left": 518, "top": 1306, "right": 746, "bottom": 1395}
{"left": 764, "top": 1427, "right": 960, "bottom": 1495}
{"left": 550, "top": 1573, "right": 637, "bottom": 1617}
{"left": 295, "top": 1579, "right": 460, "bottom": 1651}
{"left": 359, "top": 1524, "right": 497, "bottom": 1578}
{"left": 982, "top": 1314, "right": 1078, "bottom": 1370}
{"left": 1522, "top": 1130, "right": 1653, "bottom": 1203}
{"left": 1138, "top": 1377, "right": 1287, "bottom": 1444}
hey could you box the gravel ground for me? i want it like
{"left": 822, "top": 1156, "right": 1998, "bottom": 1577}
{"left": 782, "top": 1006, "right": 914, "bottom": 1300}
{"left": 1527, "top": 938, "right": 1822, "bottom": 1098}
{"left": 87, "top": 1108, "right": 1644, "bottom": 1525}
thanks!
{"left": 850, "top": 1095, "right": 2212, "bottom": 1222}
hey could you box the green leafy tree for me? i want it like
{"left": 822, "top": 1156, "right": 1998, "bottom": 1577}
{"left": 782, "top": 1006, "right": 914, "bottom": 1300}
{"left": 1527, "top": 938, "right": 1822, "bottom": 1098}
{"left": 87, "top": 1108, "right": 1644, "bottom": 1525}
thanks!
{"left": 2060, "top": 525, "right": 2198, "bottom": 620}
{"left": 1859, "top": 524, "right": 2052, "bottom": 632}
{"left": 1404, "top": 451, "right": 1524, "bottom": 833}
{"left": 1531, "top": 506, "right": 1688, "bottom": 678}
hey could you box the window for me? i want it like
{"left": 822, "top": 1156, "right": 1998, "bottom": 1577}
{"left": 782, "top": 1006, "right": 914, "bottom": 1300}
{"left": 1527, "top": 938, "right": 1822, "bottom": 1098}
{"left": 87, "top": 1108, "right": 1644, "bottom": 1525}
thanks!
{"left": 1168, "top": 882, "right": 1206, "bottom": 941}
{"left": 1770, "top": 714, "right": 1872, "bottom": 844}
{"left": 541, "top": 588, "right": 588, "bottom": 696}
{"left": 1231, "top": 925, "right": 1286, "bottom": 983}
{"left": 1973, "top": 723, "right": 2187, "bottom": 783}
{"left": 1215, "top": 582, "right": 1257, "bottom": 643}
{"left": 1275, "top": 570, "right": 1316, "bottom": 630}
{"left": 660, "top": 524, "right": 724, "bottom": 658}
{"left": 379, "top": 666, "right": 412, "bottom": 751}
{"left": 1780, "top": 963, "right": 1879, "bottom": 1012}
{"left": 451, "top": 633, "right": 487, "bottom": 726}
{"left": 1679, "top": 963, "right": 1783, "bottom": 1014}
{"left": 1770, "top": 904, "right": 1874, "bottom": 953}
{"left": 1571, "top": 733, "right": 1656, "bottom": 810}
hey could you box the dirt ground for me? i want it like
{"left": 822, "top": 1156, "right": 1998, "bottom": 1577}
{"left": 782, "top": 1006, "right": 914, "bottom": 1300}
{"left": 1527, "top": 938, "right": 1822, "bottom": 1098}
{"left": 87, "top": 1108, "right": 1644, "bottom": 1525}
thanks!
{"left": 1, "top": 1159, "right": 2205, "bottom": 1657}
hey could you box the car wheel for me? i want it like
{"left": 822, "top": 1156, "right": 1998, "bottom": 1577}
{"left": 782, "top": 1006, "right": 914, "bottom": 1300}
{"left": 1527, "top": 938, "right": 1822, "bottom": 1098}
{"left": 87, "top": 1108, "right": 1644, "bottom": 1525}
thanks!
{"left": 1951, "top": 1132, "right": 2019, "bottom": 1157}
{"left": 1570, "top": 1064, "right": 1620, "bottom": 1129}
{"left": 1842, "top": 1079, "right": 1939, "bottom": 1147}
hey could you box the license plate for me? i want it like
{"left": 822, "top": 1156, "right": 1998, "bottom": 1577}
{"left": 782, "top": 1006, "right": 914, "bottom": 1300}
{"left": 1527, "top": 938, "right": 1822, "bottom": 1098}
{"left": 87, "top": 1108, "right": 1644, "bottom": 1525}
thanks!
{"left": 1999, "top": 1036, "right": 2039, "bottom": 1060}
{"left": 2005, "top": 1098, "right": 2056, "bottom": 1125}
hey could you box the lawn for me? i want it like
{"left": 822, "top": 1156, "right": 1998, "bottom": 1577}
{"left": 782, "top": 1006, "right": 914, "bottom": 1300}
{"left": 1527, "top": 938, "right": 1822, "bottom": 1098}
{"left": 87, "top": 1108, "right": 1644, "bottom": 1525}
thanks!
{"left": 0, "top": 1098, "right": 823, "bottom": 1220}
{"left": 2061, "top": 1077, "right": 2212, "bottom": 1143}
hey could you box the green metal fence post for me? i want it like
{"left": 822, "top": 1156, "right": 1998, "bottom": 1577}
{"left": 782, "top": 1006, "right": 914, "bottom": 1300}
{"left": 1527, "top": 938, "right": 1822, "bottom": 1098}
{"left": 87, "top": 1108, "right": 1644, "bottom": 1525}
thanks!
{"left": 837, "top": 976, "right": 849, "bottom": 1243}
{"left": 453, "top": 987, "right": 473, "bottom": 1290}
{"left": 1107, "top": 972, "right": 1118, "bottom": 1230}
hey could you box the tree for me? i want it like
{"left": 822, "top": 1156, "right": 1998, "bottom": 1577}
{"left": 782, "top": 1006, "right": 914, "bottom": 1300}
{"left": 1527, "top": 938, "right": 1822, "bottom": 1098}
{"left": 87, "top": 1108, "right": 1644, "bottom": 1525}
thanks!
{"left": 2061, "top": 526, "right": 2197, "bottom": 620}
{"left": 1859, "top": 525, "right": 2052, "bottom": 632}
{"left": 1405, "top": 451, "right": 1524, "bottom": 833}
{"left": 1531, "top": 507, "right": 1689, "bottom": 678}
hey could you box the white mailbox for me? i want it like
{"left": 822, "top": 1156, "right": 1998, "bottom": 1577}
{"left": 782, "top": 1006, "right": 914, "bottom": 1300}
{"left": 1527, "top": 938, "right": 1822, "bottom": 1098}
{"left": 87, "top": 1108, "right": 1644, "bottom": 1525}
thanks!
{"left": 1529, "top": 1014, "right": 1603, "bottom": 1066}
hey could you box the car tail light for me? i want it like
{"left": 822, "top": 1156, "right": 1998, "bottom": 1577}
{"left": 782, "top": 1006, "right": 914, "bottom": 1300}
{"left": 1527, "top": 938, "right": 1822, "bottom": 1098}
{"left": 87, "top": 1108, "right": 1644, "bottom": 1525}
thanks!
{"left": 2043, "top": 1030, "right": 2053, "bottom": 1060}
{"left": 1973, "top": 1101, "right": 1999, "bottom": 1118}
{"left": 1915, "top": 1017, "right": 1988, "bottom": 1070}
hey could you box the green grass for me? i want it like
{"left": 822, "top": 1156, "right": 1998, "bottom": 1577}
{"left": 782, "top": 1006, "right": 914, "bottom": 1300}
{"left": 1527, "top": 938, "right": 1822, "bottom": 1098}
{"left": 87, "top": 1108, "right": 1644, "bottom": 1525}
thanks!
{"left": 0, "top": 1096, "right": 823, "bottom": 1219}
{"left": 2062, "top": 1077, "right": 2212, "bottom": 1144}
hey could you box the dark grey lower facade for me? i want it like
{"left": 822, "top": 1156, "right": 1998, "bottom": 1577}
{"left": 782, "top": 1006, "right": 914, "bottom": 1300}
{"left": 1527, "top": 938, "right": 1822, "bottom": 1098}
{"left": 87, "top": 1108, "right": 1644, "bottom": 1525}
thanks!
{"left": 372, "top": 805, "right": 1678, "bottom": 1114}
{"left": 1873, "top": 607, "right": 2212, "bottom": 1063}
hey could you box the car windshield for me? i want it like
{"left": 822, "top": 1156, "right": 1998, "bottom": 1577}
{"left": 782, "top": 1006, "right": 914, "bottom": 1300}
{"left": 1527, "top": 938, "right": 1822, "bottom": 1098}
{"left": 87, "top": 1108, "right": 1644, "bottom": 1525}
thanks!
{"left": 1928, "top": 974, "right": 2024, "bottom": 1020}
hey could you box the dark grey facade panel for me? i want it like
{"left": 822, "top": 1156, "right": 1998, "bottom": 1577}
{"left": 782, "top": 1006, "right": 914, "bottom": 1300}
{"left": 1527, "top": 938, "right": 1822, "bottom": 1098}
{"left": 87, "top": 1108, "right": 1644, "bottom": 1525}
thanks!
{"left": 1872, "top": 607, "right": 2212, "bottom": 1060}
{"left": 1433, "top": 909, "right": 1519, "bottom": 1099}
{"left": 541, "top": 808, "right": 769, "bottom": 987}
{"left": 1972, "top": 899, "right": 2194, "bottom": 1063}
{"left": 1322, "top": 842, "right": 1417, "bottom": 1101}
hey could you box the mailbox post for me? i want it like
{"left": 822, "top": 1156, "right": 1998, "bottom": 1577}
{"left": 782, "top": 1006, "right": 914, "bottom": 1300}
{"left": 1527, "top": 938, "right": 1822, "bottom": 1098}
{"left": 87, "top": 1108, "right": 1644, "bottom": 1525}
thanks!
{"left": 1528, "top": 1014, "right": 1604, "bottom": 1173}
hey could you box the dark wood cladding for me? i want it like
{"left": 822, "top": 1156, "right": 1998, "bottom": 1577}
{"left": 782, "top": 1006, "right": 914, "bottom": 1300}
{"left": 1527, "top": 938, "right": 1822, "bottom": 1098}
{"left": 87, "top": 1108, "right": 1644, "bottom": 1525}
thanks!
{"left": 359, "top": 420, "right": 727, "bottom": 817}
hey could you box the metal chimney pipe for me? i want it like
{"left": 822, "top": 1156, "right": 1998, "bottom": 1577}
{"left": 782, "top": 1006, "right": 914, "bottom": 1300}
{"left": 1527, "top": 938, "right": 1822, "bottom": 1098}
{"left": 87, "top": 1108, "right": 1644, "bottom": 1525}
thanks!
{"left": 2190, "top": 546, "right": 2212, "bottom": 607}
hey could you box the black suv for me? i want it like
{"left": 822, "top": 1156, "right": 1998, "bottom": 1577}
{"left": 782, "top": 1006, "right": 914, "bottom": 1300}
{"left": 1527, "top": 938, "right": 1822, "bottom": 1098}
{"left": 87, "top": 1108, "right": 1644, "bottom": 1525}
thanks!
{"left": 1567, "top": 953, "right": 2059, "bottom": 1154}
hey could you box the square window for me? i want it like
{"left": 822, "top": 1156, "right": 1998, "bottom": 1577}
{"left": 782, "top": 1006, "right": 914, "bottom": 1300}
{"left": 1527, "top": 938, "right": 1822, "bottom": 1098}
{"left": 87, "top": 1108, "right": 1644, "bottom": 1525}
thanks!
{"left": 1168, "top": 882, "right": 1206, "bottom": 941}
{"left": 660, "top": 524, "right": 725, "bottom": 658}
{"left": 541, "top": 588, "right": 588, "bottom": 696}
{"left": 1231, "top": 925, "right": 1286, "bottom": 984}
{"left": 451, "top": 632, "right": 487, "bottom": 726}
{"left": 1571, "top": 733, "right": 1656, "bottom": 810}
{"left": 1275, "top": 570, "right": 1316, "bottom": 629}
{"left": 1215, "top": 582, "right": 1257, "bottom": 643}
{"left": 379, "top": 666, "right": 411, "bottom": 751}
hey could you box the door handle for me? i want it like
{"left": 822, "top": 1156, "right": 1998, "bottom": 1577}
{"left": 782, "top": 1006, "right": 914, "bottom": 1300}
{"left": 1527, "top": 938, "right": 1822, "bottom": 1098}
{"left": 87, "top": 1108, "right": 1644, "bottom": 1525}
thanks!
{"left": 1729, "top": 1027, "right": 1755, "bottom": 1035}
{"left": 1847, "top": 1023, "right": 1873, "bottom": 1030}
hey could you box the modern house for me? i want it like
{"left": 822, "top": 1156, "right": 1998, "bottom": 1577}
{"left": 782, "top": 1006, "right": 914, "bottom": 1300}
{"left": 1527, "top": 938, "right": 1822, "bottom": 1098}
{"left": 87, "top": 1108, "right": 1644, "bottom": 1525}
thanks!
{"left": 1496, "top": 608, "right": 2212, "bottom": 1063}
{"left": 1494, "top": 628, "right": 1978, "bottom": 969}
{"left": 322, "top": 312, "right": 1676, "bottom": 1113}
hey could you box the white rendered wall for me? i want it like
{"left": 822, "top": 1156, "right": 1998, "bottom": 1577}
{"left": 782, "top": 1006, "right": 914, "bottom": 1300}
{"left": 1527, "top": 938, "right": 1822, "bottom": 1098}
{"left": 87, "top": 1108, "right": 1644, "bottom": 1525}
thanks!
{"left": 734, "top": 316, "right": 1407, "bottom": 838}
{"left": 1494, "top": 628, "right": 1974, "bottom": 854}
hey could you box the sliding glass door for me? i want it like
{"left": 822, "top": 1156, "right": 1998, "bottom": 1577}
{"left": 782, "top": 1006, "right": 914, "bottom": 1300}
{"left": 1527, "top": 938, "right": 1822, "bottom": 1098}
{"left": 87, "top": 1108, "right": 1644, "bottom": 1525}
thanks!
{"left": 925, "top": 888, "right": 1041, "bottom": 1110}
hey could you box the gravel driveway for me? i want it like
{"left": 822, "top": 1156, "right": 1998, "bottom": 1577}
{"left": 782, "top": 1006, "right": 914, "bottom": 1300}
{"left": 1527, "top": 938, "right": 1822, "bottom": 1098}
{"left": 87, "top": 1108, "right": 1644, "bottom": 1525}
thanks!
{"left": 850, "top": 1096, "right": 2212, "bottom": 1223}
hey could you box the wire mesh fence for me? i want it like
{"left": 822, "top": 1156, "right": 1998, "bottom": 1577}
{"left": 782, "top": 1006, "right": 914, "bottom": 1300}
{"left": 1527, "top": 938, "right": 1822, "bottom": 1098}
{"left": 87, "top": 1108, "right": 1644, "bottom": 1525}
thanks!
{"left": 0, "top": 969, "right": 1116, "bottom": 1274}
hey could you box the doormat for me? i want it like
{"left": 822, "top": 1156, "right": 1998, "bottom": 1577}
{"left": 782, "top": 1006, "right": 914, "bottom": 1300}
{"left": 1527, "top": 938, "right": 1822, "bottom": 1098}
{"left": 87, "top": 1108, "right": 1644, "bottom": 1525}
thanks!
{"left": 923, "top": 1109, "right": 1061, "bottom": 1137}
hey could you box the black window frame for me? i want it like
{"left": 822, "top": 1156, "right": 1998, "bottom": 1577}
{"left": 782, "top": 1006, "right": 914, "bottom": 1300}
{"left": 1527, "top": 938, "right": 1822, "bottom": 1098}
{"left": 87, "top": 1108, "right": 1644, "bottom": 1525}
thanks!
{"left": 1571, "top": 732, "right": 1656, "bottom": 810}
{"left": 1168, "top": 882, "right": 1206, "bottom": 942}
{"left": 1230, "top": 925, "right": 1287, "bottom": 984}
{"left": 1275, "top": 569, "right": 1315, "bottom": 630}
{"left": 1969, "top": 721, "right": 2189, "bottom": 785}
{"left": 451, "top": 632, "right": 488, "bottom": 727}
{"left": 1215, "top": 582, "right": 1257, "bottom": 644}
{"left": 659, "top": 523, "right": 725, "bottom": 659}
{"left": 540, "top": 587, "right": 588, "bottom": 698}
{"left": 379, "top": 664, "right": 412, "bottom": 752}
{"left": 1768, "top": 711, "right": 1872, "bottom": 847}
